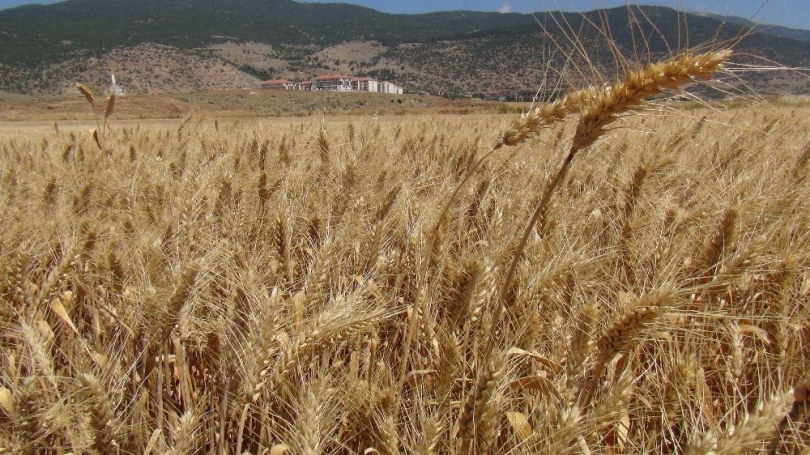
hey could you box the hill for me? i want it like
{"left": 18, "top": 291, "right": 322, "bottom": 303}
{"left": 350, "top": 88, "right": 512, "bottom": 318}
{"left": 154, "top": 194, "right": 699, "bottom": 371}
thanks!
{"left": 697, "top": 12, "right": 810, "bottom": 43}
{"left": 1, "top": 0, "right": 809, "bottom": 97}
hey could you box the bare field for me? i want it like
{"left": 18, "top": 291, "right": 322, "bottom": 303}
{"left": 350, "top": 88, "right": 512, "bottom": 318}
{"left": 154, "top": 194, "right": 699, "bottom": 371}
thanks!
{"left": 1, "top": 80, "right": 809, "bottom": 454}
{"left": 0, "top": 89, "right": 513, "bottom": 123}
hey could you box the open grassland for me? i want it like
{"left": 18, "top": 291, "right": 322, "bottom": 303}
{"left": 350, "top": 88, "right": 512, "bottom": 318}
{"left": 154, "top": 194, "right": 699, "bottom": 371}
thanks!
{"left": 1, "top": 83, "right": 810, "bottom": 452}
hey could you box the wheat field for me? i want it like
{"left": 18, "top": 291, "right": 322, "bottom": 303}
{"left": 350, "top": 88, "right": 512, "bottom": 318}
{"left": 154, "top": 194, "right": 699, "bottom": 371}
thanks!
{"left": 1, "top": 54, "right": 809, "bottom": 454}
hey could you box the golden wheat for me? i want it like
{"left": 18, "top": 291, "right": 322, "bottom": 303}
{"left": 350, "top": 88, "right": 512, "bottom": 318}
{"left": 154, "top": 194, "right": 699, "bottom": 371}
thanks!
{"left": 0, "top": 50, "right": 808, "bottom": 454}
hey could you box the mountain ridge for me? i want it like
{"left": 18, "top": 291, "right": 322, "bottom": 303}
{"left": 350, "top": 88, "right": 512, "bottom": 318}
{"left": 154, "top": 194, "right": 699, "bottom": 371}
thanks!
{"left": 694, "top": 12, "right": 810, "bottom": 42}
{"left": 1, "top": 0, "right": 809, "bottom": 97}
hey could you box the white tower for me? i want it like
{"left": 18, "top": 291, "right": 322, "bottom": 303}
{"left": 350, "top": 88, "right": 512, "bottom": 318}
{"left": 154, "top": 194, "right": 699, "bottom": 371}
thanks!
{"left": 108, "top": 73, "right": 125, "bottom": 96}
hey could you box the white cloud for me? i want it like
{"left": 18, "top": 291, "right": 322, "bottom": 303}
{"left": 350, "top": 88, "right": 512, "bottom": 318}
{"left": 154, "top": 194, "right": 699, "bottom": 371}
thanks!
{"left": 498, "top": 3, "right": 512, "bottom": 13}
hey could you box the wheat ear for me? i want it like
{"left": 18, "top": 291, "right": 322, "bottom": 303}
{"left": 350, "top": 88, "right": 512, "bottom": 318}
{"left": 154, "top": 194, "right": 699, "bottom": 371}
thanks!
{"left": 164, "top": 265, "right": 199, "bottom": 335}
{"left": 104, "top": 92, "right": 115, "bottom": 121}
{"left": 458, "top": 353, "right": 504, "bottom": 452}
{"left": 79, "top": 373, "right": 120, "bottom": 454}
{"left": 416, "top": 415, "right": 443, "bottom": 455}
{"left": 582, "top": 290, "right": 671, "bottom": 405}
{"left": 77, "top": 83, "right": 95, "bottom": 106}
{"left": 792, "top": 144, "right": 810, "bottom": 179}
{"left": 688, "top": 391, "right": 793, "bottom": 455}
{"left": 572, "top": 50, "right": 731, "bottom": 151}
{"left": 567, "top": 302, "right": 599, "bottom": 388}
{"left": 101, "top": 91, "right": 116, "bottom": 150}
{"left": 770, "top": 380, "right": 810, "bottom": 453}
{"left": 166, "top": 408, "right": 200, "bottom": 455}
{"left": 697, "top": 205, "right": 739, "bottom": 283}
{"left": 497, "top": 94, "right": 579, "bottom": 148}
{"left": 596, "top": 291, "right": 671, "bottom": 365}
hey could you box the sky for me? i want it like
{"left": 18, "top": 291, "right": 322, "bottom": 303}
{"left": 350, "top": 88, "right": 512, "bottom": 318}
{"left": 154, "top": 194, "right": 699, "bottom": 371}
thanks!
{"left": 0, "top": 0, "right": 806, "bottom": 30}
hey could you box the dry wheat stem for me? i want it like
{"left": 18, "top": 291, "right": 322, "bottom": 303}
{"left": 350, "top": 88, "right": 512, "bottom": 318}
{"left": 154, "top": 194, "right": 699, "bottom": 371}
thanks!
{"left": 407, "top": 71, "right": 615, "bottom": 387}
{"left": 103, "top": 92, "right": 116, "bottom": 143}
{"left": 77, "top": 83, "right": 104, "bottom": 148}
{"left": 497, "top": 50, "right": 731, "bottom": 348}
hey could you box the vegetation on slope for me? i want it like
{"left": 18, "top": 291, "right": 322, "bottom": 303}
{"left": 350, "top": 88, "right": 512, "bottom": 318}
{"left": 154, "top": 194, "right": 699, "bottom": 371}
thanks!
{"left": 1, "top": 1, "right": 810, "bottom": 95}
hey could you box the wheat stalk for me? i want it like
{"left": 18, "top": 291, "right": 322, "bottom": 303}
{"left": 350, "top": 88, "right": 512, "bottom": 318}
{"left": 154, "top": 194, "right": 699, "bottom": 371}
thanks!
{"left": 499, "top": 50, "right": 731, "bottom": 339}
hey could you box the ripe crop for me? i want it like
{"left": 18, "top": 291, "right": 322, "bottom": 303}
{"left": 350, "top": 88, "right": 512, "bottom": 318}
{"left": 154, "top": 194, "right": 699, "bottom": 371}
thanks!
{"left": 0, "top": 50, "right": 808, "bottom": 454}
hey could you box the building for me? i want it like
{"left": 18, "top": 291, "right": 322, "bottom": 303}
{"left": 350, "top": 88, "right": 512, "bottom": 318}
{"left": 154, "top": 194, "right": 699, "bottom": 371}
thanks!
{"left": 313, "top": 74, "right": 353, "bottom": 91}
{"left": 261, "top": 79, "right": 296, "bottom": 90}
{"left": 377, "top": 81, "right": 403, "bottom": 95}
{"left": 352, "top": 77, "right": 379, "bottom": 92}
{"left": 259, "top": 75, "right": 402, "bottom": 93}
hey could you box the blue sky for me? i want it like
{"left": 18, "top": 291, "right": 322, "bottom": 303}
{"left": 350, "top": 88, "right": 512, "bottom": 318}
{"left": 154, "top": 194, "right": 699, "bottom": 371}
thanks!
{"left": 0, "top": 0, "right": 806, "bottom": 30}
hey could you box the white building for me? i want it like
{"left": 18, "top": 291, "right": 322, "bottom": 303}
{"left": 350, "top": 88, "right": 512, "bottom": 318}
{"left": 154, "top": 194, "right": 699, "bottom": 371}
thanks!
{"left": 261, "top": 79, "right": 297, "bottom": 90}
{"left": 258, "top": 74, "right": 402, "bottom": 94}
{"left": 313, "top": 74, "right": 353, "bottom": 91}
{"left": 352, "top": 77, "right": 379, "bottom": 92}
{"left": 108, "top": 73, "right": 125, "bottom": 96}
{"left": 378, "top": 81, "right": 403, "bottom": 94}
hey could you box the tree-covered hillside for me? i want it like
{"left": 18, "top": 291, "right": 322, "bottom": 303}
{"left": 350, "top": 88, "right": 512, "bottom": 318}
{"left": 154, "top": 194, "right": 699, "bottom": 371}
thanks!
{"left": 1, "top": 1, "right": 809, "bottom": 95}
